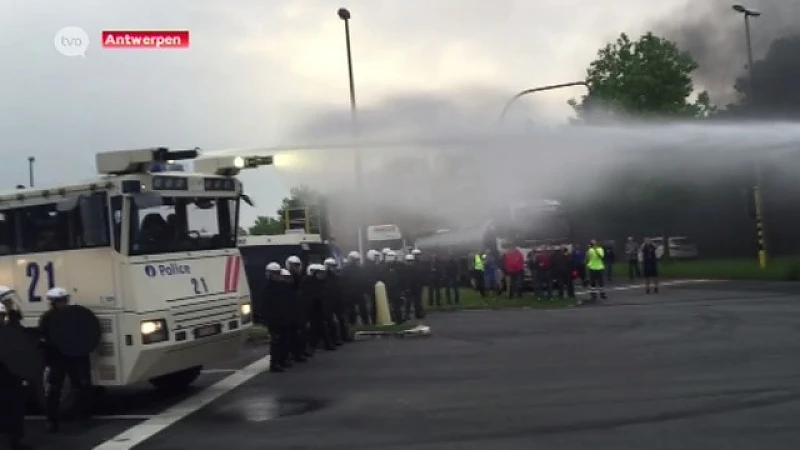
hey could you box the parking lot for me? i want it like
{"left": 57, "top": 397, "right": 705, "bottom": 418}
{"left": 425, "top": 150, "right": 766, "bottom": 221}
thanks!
{"left": 23, "top": 280, "right": 800, "bottom": 450}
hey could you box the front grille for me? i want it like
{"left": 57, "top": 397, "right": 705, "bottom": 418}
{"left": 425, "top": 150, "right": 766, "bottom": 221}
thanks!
{"left": 170, "top": 296, "right": 239, "bottom": 330}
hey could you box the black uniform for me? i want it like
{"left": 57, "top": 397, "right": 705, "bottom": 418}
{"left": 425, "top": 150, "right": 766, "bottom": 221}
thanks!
{"left": 342, "top": 262, "right": 371, "bottom": 325}
{"left": 443, "top": 256, "right": 461, "bottom": 305}
{"left": 0, "top": 320, "right": 29, "bottom": 450}
{"left": 363, "top": 261, "right": 381, "bottom": 324}
{"left": 287, "top": 271, "right": 311, "bottom": 361}
{"left": 403, "top": 261, "right": 425, "bottom": 319}
{"left": 383, "top": 261, "right": 405, "bottom": 322}
{"left": 550, "top": 249, "right": 575, "bottom": 299}
{"left": 427, "top": 257, "right": 443, "bottom": 307}
{"left": 305, "top": 274, "right": 336, "bottom": 351}
{"left": 262, "top": 274, "right": 292, "bottom": 371}
{"left": 39, "top": 307, "right": 93, "bottom": 431}
{"left": 327, "top": 270, "right": 352, "bottom": 342}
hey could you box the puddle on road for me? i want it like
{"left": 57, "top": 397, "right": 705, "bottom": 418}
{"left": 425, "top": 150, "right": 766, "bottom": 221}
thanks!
{"left": 211, "top": 396, "right": 328, "bottom": 422}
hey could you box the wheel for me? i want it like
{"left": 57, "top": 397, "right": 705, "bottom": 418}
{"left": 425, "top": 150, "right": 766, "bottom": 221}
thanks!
{"left": 149, "top": 366, "right": 203, "bottom": 391}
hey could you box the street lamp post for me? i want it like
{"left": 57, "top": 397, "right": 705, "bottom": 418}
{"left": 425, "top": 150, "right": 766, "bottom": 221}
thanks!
{"left": 499, "top": 81, "right": 589, "bottom": 122}
{"left": 337, "top": 7, "right": 365, "bottom": 258}
{"left": 733, "top": 3, "right": 766, "bottom": 269}
{"left": 27, "top": 156, "right": 35, "bottom": 187}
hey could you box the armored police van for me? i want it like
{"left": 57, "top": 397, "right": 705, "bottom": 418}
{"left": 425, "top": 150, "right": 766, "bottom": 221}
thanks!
{"left": 0, "top": 147, "right": 273, "bottom": 413}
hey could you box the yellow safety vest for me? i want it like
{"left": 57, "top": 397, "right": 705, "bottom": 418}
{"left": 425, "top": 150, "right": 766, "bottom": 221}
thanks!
{"left": 473, "top": 254, "right": 484, "bottom": 271}
{"left": 586, "top": 247, "right": 605, "bottom": 271}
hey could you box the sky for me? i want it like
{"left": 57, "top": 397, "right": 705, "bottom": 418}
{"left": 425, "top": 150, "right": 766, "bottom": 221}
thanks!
{"left": 0, "top": 0, "right": 783, "bottom": 228}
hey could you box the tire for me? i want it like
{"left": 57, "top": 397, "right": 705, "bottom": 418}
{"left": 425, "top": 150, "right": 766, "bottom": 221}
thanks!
{"left": 149, "top": 366, "right": 203, "bottom": 391}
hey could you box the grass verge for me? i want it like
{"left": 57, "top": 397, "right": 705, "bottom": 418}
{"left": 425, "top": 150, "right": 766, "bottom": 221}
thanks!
{"left": 426, "top": 288, "right": 577, "bottom": 311}
{"left": 611, "top": 255, "right": 800, "bottom": 281}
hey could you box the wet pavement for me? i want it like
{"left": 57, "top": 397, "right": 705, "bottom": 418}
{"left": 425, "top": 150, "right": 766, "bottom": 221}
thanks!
{"left": 26, "top": 280, "right": 800, "bottom": 449}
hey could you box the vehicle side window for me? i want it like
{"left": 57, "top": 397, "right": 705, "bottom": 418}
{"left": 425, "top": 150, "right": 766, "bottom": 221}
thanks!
{"left": 75, "top": 193, "right": 110, "bottom": 248}
{"left": 0, "top": 211, "right": 17, "bottom": 255}
{"left": 18, "top": 203, "right": 71, "bottom": 253}
{"left": 16, "top": 193, "right": 111, "bottom": 254}
{"left": 111, "top": 196, "right": 123, "bottom": 252}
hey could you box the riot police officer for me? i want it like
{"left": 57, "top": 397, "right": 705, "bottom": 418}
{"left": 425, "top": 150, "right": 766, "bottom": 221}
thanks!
{"left": 285, "top": 256, "right": 310, "bottom": 362}
{"left": 402, "top": 254, "right": 425, "bottom": 319}
{"left": 382, "top": 251, "right": 404, "bottom": 322}
{"left": 263, "top": 262, "right": 290, "bottom": 373}
{"left": 324, "top": 258, "right": 352, "bottom": 343}
{"left": 0, "top": 289, "right": 31, "bottom": 450}
{"left": 305, "top": 264, "right": 336, "bottom": 351}
{"left": 343, "top": 251, "right": 370, "bottom": 326}
{"left": 364, "top": 250, "right": 382, "bottom": 323}
{"left": 38, "top": 287, "right": 93, "bottom": 433}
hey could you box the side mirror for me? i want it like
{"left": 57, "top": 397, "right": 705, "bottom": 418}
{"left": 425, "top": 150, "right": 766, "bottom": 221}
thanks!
{"left": 241, "top": 194, "right": 255, "bottom": 207}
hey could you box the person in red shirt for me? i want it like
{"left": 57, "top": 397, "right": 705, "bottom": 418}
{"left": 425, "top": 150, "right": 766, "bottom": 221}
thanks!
{"left": 503, "top": 245, "right": 525, "bottom": 298}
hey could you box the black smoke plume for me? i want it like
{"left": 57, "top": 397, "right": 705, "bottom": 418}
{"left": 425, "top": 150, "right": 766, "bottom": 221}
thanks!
{"left": 654, "top": 0, "right": 800, "bottom": 115}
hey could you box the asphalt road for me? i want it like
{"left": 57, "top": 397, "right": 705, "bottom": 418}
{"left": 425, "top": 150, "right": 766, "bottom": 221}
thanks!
{"left": 23, "top": 280, "right": 800, "bottom": 449}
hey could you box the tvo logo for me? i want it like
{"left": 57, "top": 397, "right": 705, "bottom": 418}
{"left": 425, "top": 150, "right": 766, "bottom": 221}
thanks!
{"left": 144, "top": 263, "right": 191, "bottom": 277}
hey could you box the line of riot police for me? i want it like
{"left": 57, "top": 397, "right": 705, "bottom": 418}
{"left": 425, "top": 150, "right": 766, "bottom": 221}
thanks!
{"left": 258, "top": 248, "right": 430, "bottom": 372}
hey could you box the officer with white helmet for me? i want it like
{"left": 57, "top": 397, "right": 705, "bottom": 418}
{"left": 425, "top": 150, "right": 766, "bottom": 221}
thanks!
{"left": 324, "top": 257, "right": 352, "bottom": 343}
{"left": 381, "top": 251, "right": 405, "bottom": 322}
{"left": 0, "top": 286, "right": 22, "bottom": 326}
{"left": 262, "top": 262, "right": 291, "bottom": 372}
{"left": 39, "top": 287, "right": 93, "bottom": 433}
{"left": 284, "top": 255, "right": 310, "bottom": 362}
{"left": 305, "top": 264, "right": 336, "bottom": 351}
{"left": 0, "top": 294, "right": 30, "bottom": 450}
{"left": 402, "top": 253, "right": 425, "bottom": 319}
{"left": 342, "top": 250, "right": 371, "bottom": 325}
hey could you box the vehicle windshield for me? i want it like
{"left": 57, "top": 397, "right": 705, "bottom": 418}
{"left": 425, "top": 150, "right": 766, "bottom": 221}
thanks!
{"left": 367, "top": 238, "right": 404, "bottom": 252}
{"left": 129, "top": 194, "right": 238, "bottom": 255}
{"left": 504, "top": 213, "right": 572, "bottom": 247}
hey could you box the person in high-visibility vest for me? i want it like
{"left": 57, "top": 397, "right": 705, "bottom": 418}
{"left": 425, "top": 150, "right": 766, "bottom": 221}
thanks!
{"left": 472, "top": 251, "right": 486, "bottom": 297}
{"left": 585, "top": 239, "right": 607, "bottom": 302}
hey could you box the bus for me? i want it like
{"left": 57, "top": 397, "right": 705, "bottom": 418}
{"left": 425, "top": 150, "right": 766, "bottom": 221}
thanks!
{"left": 366, "top": 224, "right": 407, "bottom": 256}
{"left": 0, "top": 147, "right": 272, "bottom": 413}
{"left": 237, "top": 233, "right": 338, "bottom": 325}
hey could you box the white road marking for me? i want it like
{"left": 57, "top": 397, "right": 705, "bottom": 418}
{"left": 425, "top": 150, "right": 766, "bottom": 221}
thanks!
{"left": 93, "top": 355, "right": 271, "bottom": 450}
{"left": 26, "top": 414, "right": 154, "bottom": 421}
{"left": 200, "top": 368, "right": 238, "bottom": 374}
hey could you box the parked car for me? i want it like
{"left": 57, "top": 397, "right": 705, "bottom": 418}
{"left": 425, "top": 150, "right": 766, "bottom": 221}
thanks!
{"left": 648, "top": 236, "right": 698, "bottom": 260}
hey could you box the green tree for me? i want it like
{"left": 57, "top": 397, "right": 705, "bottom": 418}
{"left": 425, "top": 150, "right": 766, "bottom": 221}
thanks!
{"left": 247, "top": 216, "right": 284, "bottom": 235}
{"left": 247, "top": 185, "right": 328, "bottom": 236}
{"left": 569, "top": 32, "right": 713, "bottom": 120}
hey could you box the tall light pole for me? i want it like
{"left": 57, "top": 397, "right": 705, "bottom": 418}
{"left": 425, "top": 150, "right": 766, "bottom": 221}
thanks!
{"left": 27, "top": 156, "right": 35, "bottom": 187}
{"left": 499, "top": 81, "right": 589, "bottom": 122}
{"left": 337, "top": 7, "right": 366, "bottom": 258}
{"left": 733, "top": 3, "right": 766, "bottom": 268}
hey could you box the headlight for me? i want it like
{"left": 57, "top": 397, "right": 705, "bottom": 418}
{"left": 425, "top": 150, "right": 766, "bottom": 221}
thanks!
{"left": 140, "top": 319, "right": 169, "bottom": 344}
{"left": 240, "top": 303, "right": 252, "bottom": 324}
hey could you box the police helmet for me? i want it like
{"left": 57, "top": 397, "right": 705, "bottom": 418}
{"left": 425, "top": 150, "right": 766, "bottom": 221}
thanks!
{"left": 367, "top": 250, "right": 381, "bottom": 261}
{"left": 411, "top": 249, "right": 421, "bottom": 255}
{"left": 323, "top": 257, "right": 337, "bottom": 267}
{"left": 384, "top": 250, "right": 397, "bottom": 262}
{"left": 286, "top": 255, "right": 302, "bottom": 267}
{"left": 266, "top": 262, "right": 282, "bottom": 272}
{"left": 404, "top": 254, "right": 415, "bottom": 262}
{"left": 306, "top": 263, "right": 324, "bottom": 276}
{"left": 0, "top": 285, "right": 12, "bottom": 299}
{"left": 348, "top": 250, "right": 361, "bottom": 260}
{"left": 0, "top": 302, "right": 6, "bottom": 314}
{"left": 279, "top": 268, "right": 291, "bottom": 276}
{"left": 46, "top": 287, "right": 70, "bottom": 302}
{"left": 381, "top": 247, "right": 391, "bottom": 255}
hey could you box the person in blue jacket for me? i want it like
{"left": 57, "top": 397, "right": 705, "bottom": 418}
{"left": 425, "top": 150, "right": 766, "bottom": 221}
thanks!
{"left": 571, "top": 244, "right": 587, "bottom": 287}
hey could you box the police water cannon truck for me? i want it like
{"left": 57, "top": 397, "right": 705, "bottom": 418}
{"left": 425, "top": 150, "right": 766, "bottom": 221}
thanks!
{"left": 0, "top": 147, "right": 274, "bottom": 414}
